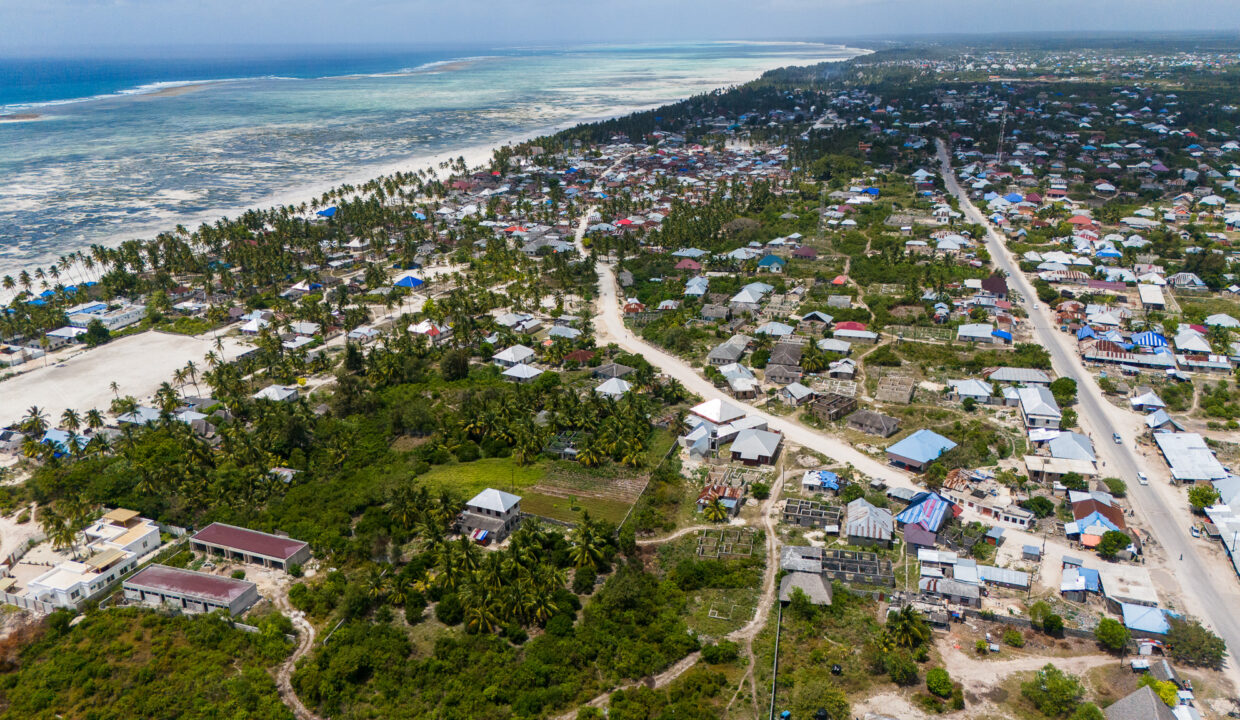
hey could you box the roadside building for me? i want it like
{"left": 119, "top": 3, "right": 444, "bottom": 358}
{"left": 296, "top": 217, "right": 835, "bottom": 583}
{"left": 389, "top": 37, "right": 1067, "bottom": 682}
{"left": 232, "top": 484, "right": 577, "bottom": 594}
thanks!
{"left": 190, "top": 523, "right": 311, "bottom": 570}
{"left": 123, "top": 564, "right": 259, "bottom": 616}
{"left": 846, "top": 410, "right": 900, "bottom": 437}
{"left": 845, "top": 498, "right": 893, "bottom": 547}
{"left": 730, "top": 428, "right": 782, "bottom": 466}
{"left": 886, "top": 429, "right": 957, "bottom": 472}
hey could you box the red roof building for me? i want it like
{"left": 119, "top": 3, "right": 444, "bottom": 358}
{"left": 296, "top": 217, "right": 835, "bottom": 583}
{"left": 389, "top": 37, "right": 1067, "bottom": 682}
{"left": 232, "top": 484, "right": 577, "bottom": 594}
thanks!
{"left": 124, "top": 564, "right": 259, "bottom": 616}
{"left": 190, "top": 523, "right": 311, "bottom": 570}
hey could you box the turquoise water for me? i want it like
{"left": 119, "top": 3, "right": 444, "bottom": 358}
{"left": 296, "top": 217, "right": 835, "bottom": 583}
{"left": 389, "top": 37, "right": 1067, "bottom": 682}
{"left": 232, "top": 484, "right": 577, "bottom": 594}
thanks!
{"left": 0, "top": 42, "right": 860, "bottom": 275}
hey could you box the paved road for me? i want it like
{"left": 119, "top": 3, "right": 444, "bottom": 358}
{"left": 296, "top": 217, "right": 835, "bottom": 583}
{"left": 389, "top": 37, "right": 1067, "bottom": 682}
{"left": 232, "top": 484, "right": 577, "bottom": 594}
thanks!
{"left": 936, "top": 139, "right": 1240, "bottom": 682}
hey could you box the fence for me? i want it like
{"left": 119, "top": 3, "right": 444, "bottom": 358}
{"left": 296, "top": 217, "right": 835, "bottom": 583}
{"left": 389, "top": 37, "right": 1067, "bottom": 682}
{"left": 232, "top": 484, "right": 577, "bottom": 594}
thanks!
{"left": 0, "top": 591, "right": 55, "bottom": 615}
{"left": 959, "top": 608, "right": 1095, "bottom": 640}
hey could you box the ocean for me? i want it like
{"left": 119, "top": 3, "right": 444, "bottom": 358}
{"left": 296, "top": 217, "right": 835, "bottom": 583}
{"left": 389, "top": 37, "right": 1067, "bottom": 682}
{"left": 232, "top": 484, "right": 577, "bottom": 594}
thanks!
{"left": 0, "top": 42, "right": 861, "bottom": 279}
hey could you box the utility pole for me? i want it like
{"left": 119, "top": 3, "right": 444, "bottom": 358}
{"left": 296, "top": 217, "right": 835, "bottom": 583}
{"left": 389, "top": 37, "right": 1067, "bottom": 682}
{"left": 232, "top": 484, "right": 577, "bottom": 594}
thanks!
{"left": 995, "top": 107, "right": 1008, "bottom": 168}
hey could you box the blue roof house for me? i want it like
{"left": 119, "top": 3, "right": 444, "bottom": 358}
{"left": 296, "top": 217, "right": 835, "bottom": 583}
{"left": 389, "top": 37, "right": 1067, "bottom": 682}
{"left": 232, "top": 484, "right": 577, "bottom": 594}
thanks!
{"left": 886, "top": 429, "right": 957, "bottom": 472}
{"left": 1121, "top": 603, "right": 1179, "bottom": 636}
{"left": 757, "top": 255, "right": 787, "bottom": 273}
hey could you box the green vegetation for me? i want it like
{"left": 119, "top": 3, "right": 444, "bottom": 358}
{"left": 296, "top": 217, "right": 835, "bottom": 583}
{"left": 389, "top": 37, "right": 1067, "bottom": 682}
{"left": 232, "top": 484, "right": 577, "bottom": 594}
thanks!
{"left": 1093, "top": 618, "right": 1130, "bottom": 652}
{"left": 0, "top": 609, "right": 292, "bottom": 720}
{"left": 1166, "top": 617, "right": 1228, "bottom": 668}
{"left": 1020, "top": 664, "right": 1085, "bottom": 718}
{"left": 1188, "top": 485, "right": 1220, "bottom": 513}
{"left": 294, "top": 561, "right": 697, "bottom": 719}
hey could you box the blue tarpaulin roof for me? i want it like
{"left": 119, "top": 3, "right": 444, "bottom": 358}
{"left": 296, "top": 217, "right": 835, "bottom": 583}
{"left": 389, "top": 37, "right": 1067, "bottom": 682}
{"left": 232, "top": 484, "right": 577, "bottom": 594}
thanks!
{"left": 804, "top": 470, "right": 840, "bottom": 491}
{"left": 896, "top": 492, "right": 954, "bottom": 532}
{"left": 991, "top": 329, "right": 1013, "bottom": 341}
{"left": 1005, "top": 193, "right": 1023, "bottom": 203}
{"left": 393, "top": 276, "right": 424, "bottom": 288}
{"left": 1132, "top": 331, "right": 1167, "bottom": 348}
{"left": 316, "top": 207, "right": 337, "bottom": 218}
{"left": 1076, "top": 326, "right": 1096, "bottom": 340}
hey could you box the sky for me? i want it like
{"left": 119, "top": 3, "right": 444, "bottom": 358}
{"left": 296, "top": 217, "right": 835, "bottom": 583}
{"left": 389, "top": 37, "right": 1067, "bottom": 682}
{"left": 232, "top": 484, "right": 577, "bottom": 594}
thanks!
{"left": 3, "top": 0, "right": 1240, "bottom": 54}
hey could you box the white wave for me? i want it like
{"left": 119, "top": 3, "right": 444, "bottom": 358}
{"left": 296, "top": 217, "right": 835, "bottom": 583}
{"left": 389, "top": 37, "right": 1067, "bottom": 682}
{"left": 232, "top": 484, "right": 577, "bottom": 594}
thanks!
{"left": 318, "top": 55, "right": 498, "bottom": 80}
{"left": 0, "top": 75, "right": 293, "bottom": 113}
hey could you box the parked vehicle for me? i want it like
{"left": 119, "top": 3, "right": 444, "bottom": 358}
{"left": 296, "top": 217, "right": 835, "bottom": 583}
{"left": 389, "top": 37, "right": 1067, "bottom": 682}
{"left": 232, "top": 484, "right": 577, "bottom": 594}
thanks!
{"left": 1190, "top": 525, "right": 1201, "bottom": 538}
{"left": 1112, "top": 432, "right": 1122, "bottom": 444}
{"left": 1137, "top": 472, "right": 1149, "bottom": 485}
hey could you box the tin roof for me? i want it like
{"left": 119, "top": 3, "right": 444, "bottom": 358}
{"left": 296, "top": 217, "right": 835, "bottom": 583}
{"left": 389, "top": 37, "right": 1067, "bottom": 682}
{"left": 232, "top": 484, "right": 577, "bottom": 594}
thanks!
{"left": 191, "top": 523, "right": 308, "bottom": 561}
{"left": 125, "top": 565, "right": 256, "bottom": 604}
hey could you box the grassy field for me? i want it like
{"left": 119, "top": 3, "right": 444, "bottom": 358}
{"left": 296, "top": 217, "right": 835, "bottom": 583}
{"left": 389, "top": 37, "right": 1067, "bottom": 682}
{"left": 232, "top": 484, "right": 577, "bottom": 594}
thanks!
{"left": 518, "top": 491, "right": 633, "bottom": 525}
{"left": 418, "top": 457, "right": 546, "bottom": 498}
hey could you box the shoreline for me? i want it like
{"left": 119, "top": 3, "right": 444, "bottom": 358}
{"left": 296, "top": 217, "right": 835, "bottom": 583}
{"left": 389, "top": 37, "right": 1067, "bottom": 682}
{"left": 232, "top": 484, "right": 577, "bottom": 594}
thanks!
{"left": 0, "top": 46, "right": 866, "bottom": 287}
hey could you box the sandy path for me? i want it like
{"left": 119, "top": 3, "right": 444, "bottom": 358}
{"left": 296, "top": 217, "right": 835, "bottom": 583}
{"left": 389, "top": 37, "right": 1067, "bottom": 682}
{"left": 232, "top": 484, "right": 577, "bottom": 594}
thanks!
{"left": 0, "top": 330, "right": 249, "bottom": 427}
{"left": 271, "top": 588, "right": 325, "bottom": 720}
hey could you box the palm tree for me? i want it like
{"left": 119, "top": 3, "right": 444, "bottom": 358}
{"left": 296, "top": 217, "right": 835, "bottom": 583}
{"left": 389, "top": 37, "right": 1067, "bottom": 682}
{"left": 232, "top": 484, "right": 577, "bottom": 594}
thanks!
{"left": 365, "top": 566, "right": 388, "bottom": 602}
{"left": 21, "top": 406, "right": 48, "bottom": 436}
{"left": 886, "top": 605, "right": 931, "bottom": 649}
{"left": 60, "top": 408, "right": 81, "bottom": 434}
{"left": 703, "top": 498, "right": 729, "bottom": 523}
{"left": 85, "top": 409, "right": 105, "bottom": 431}
{"left": 568, "top": 525, "right": 602, "bottom": 570}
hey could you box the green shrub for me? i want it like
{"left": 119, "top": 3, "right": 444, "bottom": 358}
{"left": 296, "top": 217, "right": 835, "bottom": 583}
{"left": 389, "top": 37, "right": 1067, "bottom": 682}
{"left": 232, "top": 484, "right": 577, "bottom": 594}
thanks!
{"left": 925, "top": 667, "right": 952, "bottom": 698}
{"left": 701, "top": 640, "right": 740, "bottom": 664}
{"left": 230, "top": 569, "right": 246, "bottom": 580}
{"left": 434, "top": 594, "right": 464, "bottom": 625}
{"left": 1003, "top": 628, "right": 1025, "bottom": 647}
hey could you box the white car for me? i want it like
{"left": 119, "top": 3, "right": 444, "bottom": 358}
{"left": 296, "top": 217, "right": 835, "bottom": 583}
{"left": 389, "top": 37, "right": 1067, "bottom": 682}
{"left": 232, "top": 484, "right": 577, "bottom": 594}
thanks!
{"left": 1137, "top": 472, "right": 1149, "bottom": 485}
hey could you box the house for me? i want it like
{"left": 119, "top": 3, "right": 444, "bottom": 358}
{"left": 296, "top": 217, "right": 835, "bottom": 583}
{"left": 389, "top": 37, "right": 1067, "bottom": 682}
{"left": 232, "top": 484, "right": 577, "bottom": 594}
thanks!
{"left": 124, "top": 565, "right": 260, "bottom": 616}
{"left": 1103, "top": 685, "right": 1176, "bottom": 720}
{"left": 847, "top": 410, "right": 900, "bottom": 437}
{"left": 502, "top": 363, "right": 543, "bottom": 383}
{"left": 886, "top": 430, "right": 957, "bottom": 472}
{"left": 779, "top": 382, "right": 816, "bottom": 406}
{"left": 708, "top": 335, "right": 750, "bottom": 366}
{"left": 594, "top": 377, "right": 632, "bottom": 399}
{"left": 730, "top": 428, "right": 782, "bottom": 465}
{"left": 252, "top": 385, "right": 298, "bottom": 403}
{"left": 757, "top": 254, "right": 787, "bottom": 273}
{"left": 986, "top": 367, "right": 1051, "bottom": 385}
{"left": 948, "top": 379, "right": 993, "bottom": 402}
{"left": 190, "top": 523, "right": 311, "bottom": 571}
{"left": 1016, "top": 386, "right": 1062, "bottom": 428}
{"left": 897, "top": 492, "right": 957, "bottom": 536}
{"left": 980, "top": 274, "right": 1008, "bottom": 300}
{"left": 957, "top": 323, "right": 996, "bottom": 343}
{"left": 697, "top": 484, "right": 744, "bottom": 515}
{"left": 456, "top": 489, "right": 522, "bottom": 543}
{"left": 347, "top": 325, "right": 381, "bottom": 343}
{"left": 801, "top": 470, "right": 841, "bottom": 495}
{"left": 493, "top": 344, "right": 536, "bottom": 367}
{"left": 827, "top": 358, "right": 857, "bottom": 380}
{"left": 845, "top": 498, "right": 893, "bottom": 547}
{"left": 594, "top": 362, "right": 634, "bottom": 379}
{"left": 918, "top": 577, "right": 980, "bottom": 607}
